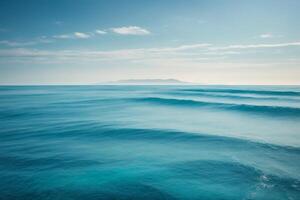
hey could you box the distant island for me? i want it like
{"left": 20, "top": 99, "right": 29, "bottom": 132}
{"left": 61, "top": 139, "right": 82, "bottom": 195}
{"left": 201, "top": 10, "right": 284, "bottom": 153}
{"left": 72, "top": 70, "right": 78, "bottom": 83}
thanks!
{"left": 101, "top": 79, "right": 193, "bottom": 85}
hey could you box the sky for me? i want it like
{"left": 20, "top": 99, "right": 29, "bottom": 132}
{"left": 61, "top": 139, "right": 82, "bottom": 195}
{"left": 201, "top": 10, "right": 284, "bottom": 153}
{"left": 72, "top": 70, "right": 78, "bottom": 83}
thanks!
{"left": 0, "top": 0, "right": 300, "bottom": 85}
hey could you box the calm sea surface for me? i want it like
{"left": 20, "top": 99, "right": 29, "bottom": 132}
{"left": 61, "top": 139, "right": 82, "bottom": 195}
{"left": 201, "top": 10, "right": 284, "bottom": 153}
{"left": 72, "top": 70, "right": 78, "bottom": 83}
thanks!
{"left": 0, "top": 85, "right": 300, "bottom": 199}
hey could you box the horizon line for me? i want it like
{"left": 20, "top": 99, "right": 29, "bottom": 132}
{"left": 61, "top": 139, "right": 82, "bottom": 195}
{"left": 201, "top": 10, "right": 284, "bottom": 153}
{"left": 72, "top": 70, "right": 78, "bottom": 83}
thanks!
{"left": 1, "top": 84, "right": 300, "bottom": 86}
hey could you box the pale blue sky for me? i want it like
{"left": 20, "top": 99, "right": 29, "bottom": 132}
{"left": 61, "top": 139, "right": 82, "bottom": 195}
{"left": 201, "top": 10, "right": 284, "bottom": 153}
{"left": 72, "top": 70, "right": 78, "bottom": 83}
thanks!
{"left": 0, "top": 0, "right": 300, "bottom": 84}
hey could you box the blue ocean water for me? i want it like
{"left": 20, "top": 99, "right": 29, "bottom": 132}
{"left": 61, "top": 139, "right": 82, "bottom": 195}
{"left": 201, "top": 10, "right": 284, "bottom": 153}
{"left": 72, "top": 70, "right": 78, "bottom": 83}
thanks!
{"left": 0, "top": 85, "right": 300, "bottom": 200}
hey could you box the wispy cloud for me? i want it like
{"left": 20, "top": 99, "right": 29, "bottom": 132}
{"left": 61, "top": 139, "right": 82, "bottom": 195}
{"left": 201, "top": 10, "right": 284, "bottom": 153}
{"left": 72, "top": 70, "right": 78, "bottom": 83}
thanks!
{"left": 111, "top": 26, "right": 150, "bottom": 35}
{"left": 53, "top": 26, "right": 149, "bottom": 39}
{"left": 0, "top": 37, "right": 53, "bottom": 47}
{"left": 0, "top": 25, "right": 149, "bottom": 47}
{"left": 204, "top": 51, "right": 241, "bottom": 56}
{"left": 259, "top": 33, "right": 282, "bottom": 39}
{"left": 0, "top": 43, "right": 214, "bottom": 62}
{"left": 1, "top": 41, "right": 300, "bottom": 64}
{"left": 53, "top": 34, "right": 73, "bottom": 39}
{"left": 53, "top": 32, "right": 91, "bottom": 39}
{"left": 210, "top": 42, "right": 300, "bottom": 50}
{"left": 53, "top": 26, "right": 149, "bottom": 38}
{"left": 95, "top": 30, "right": 107, "bottom": 35}
{"left": 74, "top": 32, "right": 90, "bottom": 38}
{"left": 0, "top": 40, "right": 38, "bottom": 47}
{"left": 260, "top": 33, "right": 274, "bottom": 38}
{"left": 147, "top": 44, "right": 211, "bottom": 52}
{"left": 0, "top": 48, "right": 144, "bottom": 61}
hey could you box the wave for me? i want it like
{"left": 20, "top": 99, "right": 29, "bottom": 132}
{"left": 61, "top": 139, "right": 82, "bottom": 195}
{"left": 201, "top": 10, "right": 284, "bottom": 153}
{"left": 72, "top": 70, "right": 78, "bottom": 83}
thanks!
{"left": 1, "top": 123, "right": 299, "bottom": 199}
{"left": 166, "top": 159, "right": 300, "bottom": 198}
{"left": 1, "top": 86, "right": 300, "bottom": 199}
{"left": 132, "top": 97, "right": 300, "bottom": 117}
{"left": 180, "top": 88, "right": 300, "bottom": 97}
{"left": 13, "top": 122, "right": 298, "bottom": 152}
{"left": 166, "top": 91, "right": 300, "bottom": 102}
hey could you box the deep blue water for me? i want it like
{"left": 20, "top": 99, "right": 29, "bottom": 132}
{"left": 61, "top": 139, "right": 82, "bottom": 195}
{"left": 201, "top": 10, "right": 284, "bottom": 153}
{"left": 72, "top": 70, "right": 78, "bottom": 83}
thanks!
{"left": 0, "top": 85, "right": 300, "bottom": 200}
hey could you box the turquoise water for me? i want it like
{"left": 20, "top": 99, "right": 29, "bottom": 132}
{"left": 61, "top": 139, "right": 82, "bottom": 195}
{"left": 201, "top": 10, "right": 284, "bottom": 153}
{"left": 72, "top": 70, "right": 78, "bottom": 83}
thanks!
{"left": 0, "top": 85, "right": 300, "bottom": 199}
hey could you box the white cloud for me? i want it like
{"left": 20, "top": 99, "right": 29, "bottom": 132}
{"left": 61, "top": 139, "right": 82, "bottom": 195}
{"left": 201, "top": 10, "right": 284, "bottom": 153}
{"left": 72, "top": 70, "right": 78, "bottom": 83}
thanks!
{"left": 0, "top": 37, "right": 53, "bottom": 47}
{"left": 1, "top": 26, "right": 149, "bottom": 47}
{"left": 260, "top": 33, "right": 274, "bottom": 38}
{"left": 74, "top": 32, "right": 90, "bottom": 39}
{"left": 54, "top": 32, "right": 91, "bottom": 39}
{"left": 148, "top": 44, "right": 211, "bottom": 52}
{"left": 204, "top": 51, "right": 241, "bottom": 56}
{"left": 259, "top": 33, "right": 282, "bottom": 39}
{"left": 0, "top": 43, "right": 214, "bottom": 62}
{"left": 53, "top": 34, "right": 73, "bottom": 39}
{"left": 53, "top": 26, "right": 149, "bottom": 39}
{"left": 111, "top": 26, "right": 150, "bottom": 35}
{"left": 210, "top": 42, "right": 300, "bottom": 50}
{"left": 0, "top": 40, "right": 37, "bottom": 47}
{"left": 2, "top": 41, "right": 300, "bottom": 65}
{"left": 95, "top": 30, "right": 107, "bottom": 34}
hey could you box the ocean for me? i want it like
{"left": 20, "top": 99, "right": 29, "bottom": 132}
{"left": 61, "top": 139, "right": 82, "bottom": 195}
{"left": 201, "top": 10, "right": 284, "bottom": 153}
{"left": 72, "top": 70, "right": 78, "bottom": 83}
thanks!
{"left": 0, "top": 85, "right": 299, "bottom": 200}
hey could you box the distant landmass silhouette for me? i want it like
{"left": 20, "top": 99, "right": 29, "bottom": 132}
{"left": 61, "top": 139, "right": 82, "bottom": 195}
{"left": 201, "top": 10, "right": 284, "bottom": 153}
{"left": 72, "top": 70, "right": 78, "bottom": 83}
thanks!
{"left": 102, "top": 79, "right": 192, "bottom": 85}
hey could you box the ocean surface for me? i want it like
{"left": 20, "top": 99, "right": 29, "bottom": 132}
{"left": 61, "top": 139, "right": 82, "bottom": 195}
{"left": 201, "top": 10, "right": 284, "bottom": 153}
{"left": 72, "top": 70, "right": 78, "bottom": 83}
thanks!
{"left": 0, "top": 85, "right": 300, "bottom": 200}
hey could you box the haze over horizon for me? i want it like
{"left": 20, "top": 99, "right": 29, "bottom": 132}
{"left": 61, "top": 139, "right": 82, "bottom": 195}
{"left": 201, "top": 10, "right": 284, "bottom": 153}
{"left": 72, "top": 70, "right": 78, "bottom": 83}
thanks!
{"left": 0, "top": 0, "right": 300, "bottom": 85}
